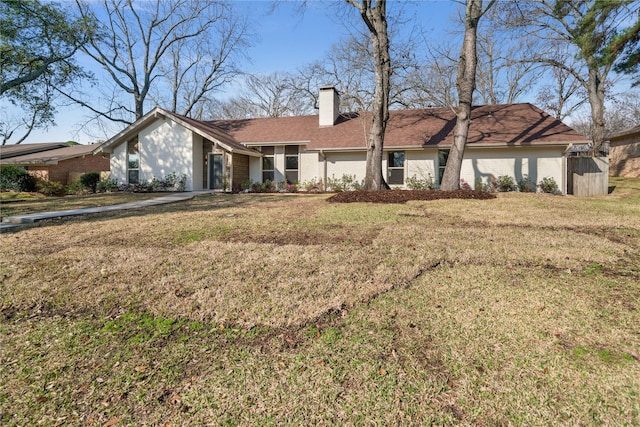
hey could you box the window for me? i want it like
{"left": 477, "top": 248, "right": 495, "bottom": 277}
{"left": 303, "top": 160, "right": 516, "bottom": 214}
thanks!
{"left": 438, "top": 149, "right": 449, "bottom": 184}
{"left": 285, "top": 145, "right": 299, "bottom": 183}
{"left": 387, "top": 151, "right": 405, "bottom": 185}
{"left": 261, "top": 146, "right": 274, "bottom": 182}
{"left": 127, "top": 139, "right": 139, "bottom": 184}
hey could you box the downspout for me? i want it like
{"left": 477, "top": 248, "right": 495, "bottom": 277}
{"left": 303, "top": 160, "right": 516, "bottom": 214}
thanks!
{"left": 320, "top": 149, "right": 327, "bottom": 191}
{"left": 563, "top": 149, "right": 568, "bottom": 195}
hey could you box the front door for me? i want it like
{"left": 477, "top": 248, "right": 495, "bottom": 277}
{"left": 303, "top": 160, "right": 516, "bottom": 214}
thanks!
{"left": 209, "top": 153, "right": 223, "bottom": 190}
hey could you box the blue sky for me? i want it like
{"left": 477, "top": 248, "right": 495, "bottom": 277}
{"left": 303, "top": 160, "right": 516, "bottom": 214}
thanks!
{"left": 10, "top": 0, "right": 616, "bottom": 145}
{"left": 20, "top": 0, "right": 462, "bottom": 144}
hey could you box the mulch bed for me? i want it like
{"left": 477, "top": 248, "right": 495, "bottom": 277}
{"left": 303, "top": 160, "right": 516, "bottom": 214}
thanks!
{"left": 326, "top": 189, "right": 496, "bottom": 204}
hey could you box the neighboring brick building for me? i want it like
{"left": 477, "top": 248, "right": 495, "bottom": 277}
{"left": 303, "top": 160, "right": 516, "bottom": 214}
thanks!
{"left": 609, "top": 126, "right": 640, "bottom": 178}
{"left": 0, "top": 144, "right": 110, "bottom": 185}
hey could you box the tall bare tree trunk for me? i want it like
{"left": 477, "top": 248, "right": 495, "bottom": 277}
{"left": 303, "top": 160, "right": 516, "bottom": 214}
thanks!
{"left": 441, "top": 0, "right": 493, "bottom": 191}
{"left": 347, "top": 0, "right": 391, "bottom": 191}
{"left": 587, "top": 66, "right": 607, "bottom": 155}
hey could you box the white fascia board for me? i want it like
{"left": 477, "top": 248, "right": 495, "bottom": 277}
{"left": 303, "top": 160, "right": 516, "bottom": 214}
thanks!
{"left": 93, "top": 108, "right": 164, "bottom": 154}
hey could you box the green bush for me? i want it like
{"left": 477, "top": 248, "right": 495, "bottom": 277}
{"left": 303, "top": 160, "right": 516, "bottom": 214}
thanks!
{"left": 406, "top": 174, "right": 435, "bottom": 190}
{"left": 474, "top": 178, "right": 491, "bottom": 192}
{"left": 496, "top": 175, "right": 517, "bottom": 192}
{"left": 301, "top": 177, "right": 323, "bottom": 192}
{"left": 36, "top": 180, "right": 66, "bottom": 196}
{"left": 97, "top": 178, "right": 119, "bottom": 193}
{"left": 0, "top": 165, "right": 37, "bottom": 192}
{"left": 80, "top": 172, "right": 101, "bottom": 193}
{"left": 241, "top": 179, "right": 253, "bottom": 191}
{"left": 326, "top": 174, "right": 361, "bottom": 192}
{"left": 538, "top": 177, "right": 559, "bottom": 194}
{"left": 517, "top": 174, "right": 536, "bottom": 192}
{"left": 66, "top": 179, "right": 86, "bottom": 195}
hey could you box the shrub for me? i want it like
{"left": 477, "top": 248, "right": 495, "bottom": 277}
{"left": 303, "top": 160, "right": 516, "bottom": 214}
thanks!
{"left": 460, "top": 179, "right": 472, "bottom": 190}
{"left": 36, "top": 180, "right": 66, "bottom": 196}
{"left": 496, "top": 175, "right": 517, "bottom": 192}
{"left": 241, "top": 179, "right": 253, "bottom": 191}
{"left": 0, "top": 165, "right": 37, "bottom": 192}
{"left": 250, "top": 179, "right": 275, "bottom": 193}
{"left": 302, "top": 178, "right": 323, "bottom": 192}
{"left": 97, "top": 178, "right": 119, "bottom": 193}
{"left": 66, "top": 179, "right": 86, "bottom": 195}
{"left": 80, "top": 172, "right": 101, "bottom": 193}
{"left": 406, "top": 174, "right": 435, "bottom": 190}
{"left": 517, "top": 174, "right": 537, "bottom": 192}
{"left": 474, "top": 178, "right": 491, "bottom": 192}
{"left": 326, "top": 174, "right": 361, "bottom": 192}
{"left": 538, "top": 177, "right": 560, "bottom": 194}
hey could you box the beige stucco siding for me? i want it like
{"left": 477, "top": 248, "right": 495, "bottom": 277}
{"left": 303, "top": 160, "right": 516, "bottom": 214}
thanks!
{"left": 406, "top": 150, "right": 437, "bottom": 182}
{"left": 460, "top": 147, "right": 566, "bottom": 191}
{"left": 299, "top": 150, "right": 319, "bottom": 184}
{"left": 110, "top": 142, "right": 127, "bottom": 184}
{"left": 325, "top": 152, "right": 367, "bottom": 182}
{"left": 140, "top": 119, "right": 194, "bottom": 190}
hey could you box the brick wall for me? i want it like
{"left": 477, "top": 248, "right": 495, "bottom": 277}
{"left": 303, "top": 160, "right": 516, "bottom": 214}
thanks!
{"left": 610, "top": 135, "right": 640, "bottom": 178}
{"left": 28, "top": 154, "right": 110, "bottom": 185}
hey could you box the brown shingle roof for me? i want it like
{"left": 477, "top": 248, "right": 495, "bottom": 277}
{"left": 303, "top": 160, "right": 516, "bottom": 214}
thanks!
{"left": 210, "top": 103, "right": 588, "bottom": 150}
{"left": 0, "top": 142, "right": 69, "bottom": 159}
{"left": 0, "top": 144, "right": 104, "bottom": 165}
{"left": 162, "top": 111, "right": 260, "bottom": 156}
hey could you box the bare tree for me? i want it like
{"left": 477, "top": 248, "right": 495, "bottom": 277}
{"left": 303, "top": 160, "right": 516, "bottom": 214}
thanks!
{"left": 239, "top": 72, "right": 313, "bottom": 118}
{"left": 535, "top": 48, "right": 587, "bottom": 121}
{"left": 440, "top": 0, "right": 496, "bottom": 191}
{"left": 396, "top": 42, "right": 458, "bottom": 108}
{"left": 475, "top": 17, "right": 542, "bottom": 105}
{"left": 68, "top": 0, "right": 251, "bottom": 126}
{"left": 151, "top": 8, "right": 250, "bottom": 119}
{"left": 502, "top": 0, "right": 639, "bottom": 155}
{"left": 570, "top": 89, "right": 640, "bottom": 138}
{"left": 346, "top": 0, "right": 392, "bottom": 191}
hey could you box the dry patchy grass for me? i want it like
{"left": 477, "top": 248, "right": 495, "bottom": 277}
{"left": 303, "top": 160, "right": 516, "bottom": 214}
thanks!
{"left": 0, "top": 192, "right": 161, "bottom": 218}
{"left": 1, "top": 178, "right": 639, "bottom": 425}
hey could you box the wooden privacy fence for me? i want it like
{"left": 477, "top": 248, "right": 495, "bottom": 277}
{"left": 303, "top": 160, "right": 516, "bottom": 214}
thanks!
{"left": 566, "top": 157, "right": 609, "bottom": 196}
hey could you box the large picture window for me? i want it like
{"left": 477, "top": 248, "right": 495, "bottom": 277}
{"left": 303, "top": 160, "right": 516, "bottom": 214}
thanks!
{"left": 261, "top": 146, "right": 275, "bottom": 182}
{"left": 387, "top": 151, "right": 405, "bottom": 185}
{"left": 285, "top": 145, "right": 299, "bottom": 183}
{"left": 438, "top": 150, "right": 449, "bottom": 184}
{"left": 127, "top": 139, "right": 139, "bottom": 184}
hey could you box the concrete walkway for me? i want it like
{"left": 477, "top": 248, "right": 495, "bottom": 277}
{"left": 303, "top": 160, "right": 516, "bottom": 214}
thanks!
{"left": 1, "top": 191, "right": 213, "bottom": 231}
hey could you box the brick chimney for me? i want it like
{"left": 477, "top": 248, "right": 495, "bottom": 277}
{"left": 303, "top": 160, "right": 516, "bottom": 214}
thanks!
{"left": 319, "top": 86, "right": 340, "bottom": 127}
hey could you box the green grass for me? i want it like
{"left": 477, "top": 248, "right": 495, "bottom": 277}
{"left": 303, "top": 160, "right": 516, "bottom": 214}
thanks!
{"left": 1, "top": 178, "right": 639, "bottom": 425}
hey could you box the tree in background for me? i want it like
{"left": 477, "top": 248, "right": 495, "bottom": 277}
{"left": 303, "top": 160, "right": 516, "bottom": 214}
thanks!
{"left": 535, "top": 45, "right": 588, "bottom": 121}
{"left": 503, "top": 0, "right": 639, "bottom": 155}
{"left": 440, "top": 0, "right": 496, "bottom": 191}
{"left": 70, "top": 0, "right": 251, "bottom": 126}
{"left": 0, "top": 0, "right": 90, "bottom": 144}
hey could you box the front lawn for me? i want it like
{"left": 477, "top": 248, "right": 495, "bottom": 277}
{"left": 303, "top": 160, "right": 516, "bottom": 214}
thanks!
{"left": 0, "top": 178, "right": 638, "bottom": 425}
{"left": 0, "top": 192, "right": 163, "bottom": 218}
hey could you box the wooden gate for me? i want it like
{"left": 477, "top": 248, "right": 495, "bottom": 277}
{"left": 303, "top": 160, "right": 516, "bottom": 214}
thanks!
{"left": 566, "top": 157, "right": 609, "bottom": 196}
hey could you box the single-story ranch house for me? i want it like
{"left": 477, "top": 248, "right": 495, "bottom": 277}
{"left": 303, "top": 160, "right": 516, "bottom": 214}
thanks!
{"left": 96, "top": 86, "right": 590, "bottom": 193}
{"left": 609, "top": 125, "right": 640, "bottom": 178}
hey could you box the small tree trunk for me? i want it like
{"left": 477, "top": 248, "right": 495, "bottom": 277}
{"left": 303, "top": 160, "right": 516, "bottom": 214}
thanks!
{"left": 440, "top": 0, "right": 484, "bottom": 191}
